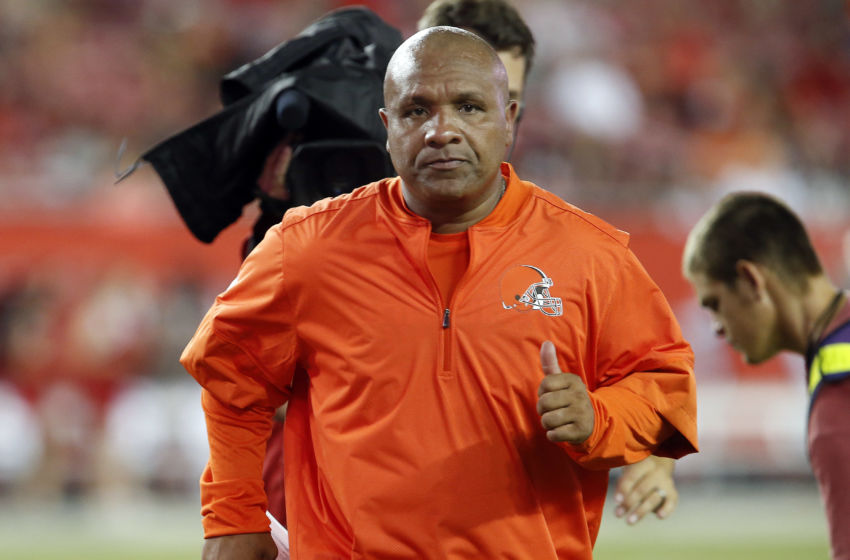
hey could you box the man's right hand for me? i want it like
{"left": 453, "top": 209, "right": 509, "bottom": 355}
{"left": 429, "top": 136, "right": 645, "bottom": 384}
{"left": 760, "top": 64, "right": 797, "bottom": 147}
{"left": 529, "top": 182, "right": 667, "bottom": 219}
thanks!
{"left": 536, "top": 340, "right": 595, "bottom": 445}
{"left": 202, "top": 533, "right": 279, "bottom": 560}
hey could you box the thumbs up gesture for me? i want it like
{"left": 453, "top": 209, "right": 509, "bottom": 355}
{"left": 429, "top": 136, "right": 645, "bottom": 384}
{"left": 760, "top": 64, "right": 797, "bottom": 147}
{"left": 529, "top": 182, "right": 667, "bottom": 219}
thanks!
{"left": 537, "top": 340, "right": 595, "bottom": 445}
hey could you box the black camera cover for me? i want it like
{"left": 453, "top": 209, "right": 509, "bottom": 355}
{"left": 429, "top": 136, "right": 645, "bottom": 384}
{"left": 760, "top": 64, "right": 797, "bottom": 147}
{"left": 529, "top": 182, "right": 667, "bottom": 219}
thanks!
{"left": 123, "top": 7, "right": 402, "bottom": 243}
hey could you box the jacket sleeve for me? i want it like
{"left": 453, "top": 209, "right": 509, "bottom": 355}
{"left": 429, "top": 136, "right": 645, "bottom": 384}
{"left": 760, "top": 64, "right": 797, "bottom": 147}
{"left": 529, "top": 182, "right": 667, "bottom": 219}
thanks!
{"left": 180, "top": 225, "right": 297, "bottom": 536}
{"left": 565, "top": 245, "right": 698, "bottom": 469}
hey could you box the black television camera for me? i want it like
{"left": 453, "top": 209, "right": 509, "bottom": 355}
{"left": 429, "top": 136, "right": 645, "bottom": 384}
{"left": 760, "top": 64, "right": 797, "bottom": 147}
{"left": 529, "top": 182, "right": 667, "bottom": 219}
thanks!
{"left": 119, "top": 7, "right": 402, "bottom": 248}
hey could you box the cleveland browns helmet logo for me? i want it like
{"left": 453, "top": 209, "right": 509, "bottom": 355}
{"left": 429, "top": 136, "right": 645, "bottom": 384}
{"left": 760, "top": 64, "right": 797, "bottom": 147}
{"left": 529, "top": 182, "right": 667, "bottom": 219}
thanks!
{"left": 500, "top": 265, "right": 563, "bottom": 317}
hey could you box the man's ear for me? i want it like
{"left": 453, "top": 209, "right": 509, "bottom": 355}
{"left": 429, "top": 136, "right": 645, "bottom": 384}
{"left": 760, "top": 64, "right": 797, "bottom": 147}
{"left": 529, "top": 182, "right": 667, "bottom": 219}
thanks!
{"left": 378, "top": 108, "right": 390, "bottom": 153}
{"left": 735, "top": 260, "right": 767, "bottom": 301}
{"left": 505, "top": 99, "right": 520, "bottom": 137}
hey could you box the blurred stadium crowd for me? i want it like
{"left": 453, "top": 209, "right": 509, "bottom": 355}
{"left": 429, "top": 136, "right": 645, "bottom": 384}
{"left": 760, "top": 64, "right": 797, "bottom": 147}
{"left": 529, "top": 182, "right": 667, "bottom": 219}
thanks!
{"left": 0, "top": 0, "right": 848, "bottom": 501}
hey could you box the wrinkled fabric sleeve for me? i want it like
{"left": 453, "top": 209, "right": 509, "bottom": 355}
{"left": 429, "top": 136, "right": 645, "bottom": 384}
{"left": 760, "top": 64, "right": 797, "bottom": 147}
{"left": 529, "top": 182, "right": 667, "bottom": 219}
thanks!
{"left": 565, "top": 245, "right": 698, "bottom": 469}
{"left": 180, "top": 225, "right": 297, "bottom": 536}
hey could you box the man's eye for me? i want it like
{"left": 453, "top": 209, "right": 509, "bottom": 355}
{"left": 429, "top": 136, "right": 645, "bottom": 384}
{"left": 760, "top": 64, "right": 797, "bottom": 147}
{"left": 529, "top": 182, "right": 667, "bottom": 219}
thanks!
{"left": 459, "top": 103, "right": 481, "bottom": 113}
{"left": 405, "top": 107, "right": 427, "bottom": 117}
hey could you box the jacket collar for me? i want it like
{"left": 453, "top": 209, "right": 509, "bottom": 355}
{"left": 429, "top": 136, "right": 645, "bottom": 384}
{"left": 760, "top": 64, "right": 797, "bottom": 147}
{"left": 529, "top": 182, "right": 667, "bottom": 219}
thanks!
{"left": 377, "top": 162, "right": 532, "bottom": 231}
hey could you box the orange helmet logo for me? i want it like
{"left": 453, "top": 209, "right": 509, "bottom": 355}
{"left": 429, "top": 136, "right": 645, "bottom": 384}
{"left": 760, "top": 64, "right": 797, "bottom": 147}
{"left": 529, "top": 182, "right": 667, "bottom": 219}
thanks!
{"left": 500, "top": 265, "right": 563, "bottom": 317}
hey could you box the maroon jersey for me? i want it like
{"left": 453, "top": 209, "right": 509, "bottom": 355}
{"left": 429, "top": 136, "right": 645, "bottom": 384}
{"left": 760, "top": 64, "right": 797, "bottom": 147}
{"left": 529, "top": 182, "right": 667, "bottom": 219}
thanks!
{"left": 806, "top": 295, "right": 850, "bottom": 560}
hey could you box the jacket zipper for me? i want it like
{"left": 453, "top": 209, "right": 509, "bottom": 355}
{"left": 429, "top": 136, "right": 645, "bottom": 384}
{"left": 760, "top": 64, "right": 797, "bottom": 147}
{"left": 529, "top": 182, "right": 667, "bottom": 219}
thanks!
{"left": 441, "top": 307, "right": 452, "bottom": 372}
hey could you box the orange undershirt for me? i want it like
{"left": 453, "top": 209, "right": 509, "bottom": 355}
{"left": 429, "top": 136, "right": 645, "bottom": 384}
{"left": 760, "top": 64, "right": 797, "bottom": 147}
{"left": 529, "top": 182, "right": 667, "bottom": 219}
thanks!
{"left": 427, "top": 231, "right": 469, "bottom": 307}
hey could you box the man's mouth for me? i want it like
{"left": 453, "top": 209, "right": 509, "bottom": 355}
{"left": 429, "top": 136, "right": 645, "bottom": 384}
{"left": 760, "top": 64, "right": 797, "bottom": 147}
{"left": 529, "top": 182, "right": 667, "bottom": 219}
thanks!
{"left": 424, "top": 157, "right": 465, "bottom": 170}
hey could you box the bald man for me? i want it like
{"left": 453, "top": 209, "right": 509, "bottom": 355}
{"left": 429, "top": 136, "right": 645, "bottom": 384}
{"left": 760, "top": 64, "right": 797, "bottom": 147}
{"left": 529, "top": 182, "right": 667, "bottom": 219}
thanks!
{"left": 182, "top": 27, "right": 697, "bottom": 559}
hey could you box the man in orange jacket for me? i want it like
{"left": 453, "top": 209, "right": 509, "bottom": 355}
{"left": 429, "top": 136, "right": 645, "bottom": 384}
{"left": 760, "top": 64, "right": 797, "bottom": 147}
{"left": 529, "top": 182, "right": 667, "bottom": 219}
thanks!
{"left": 261, "top": 0, "right": 684, "bottom": 528}
{"left": 183, "top": 27, "right": 698, "bottom": 559}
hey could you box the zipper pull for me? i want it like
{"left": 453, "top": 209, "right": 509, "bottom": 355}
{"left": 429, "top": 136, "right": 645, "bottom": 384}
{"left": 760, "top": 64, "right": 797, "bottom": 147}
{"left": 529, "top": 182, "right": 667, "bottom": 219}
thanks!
{"left": 442, "top": 308, "right": 451, "bottom": 329}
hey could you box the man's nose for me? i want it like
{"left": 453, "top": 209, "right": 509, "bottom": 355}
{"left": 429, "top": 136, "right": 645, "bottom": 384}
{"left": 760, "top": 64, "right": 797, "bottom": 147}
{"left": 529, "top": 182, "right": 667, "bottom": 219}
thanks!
{"left": 425, "top": 111, "right": 462, "bottom": 146}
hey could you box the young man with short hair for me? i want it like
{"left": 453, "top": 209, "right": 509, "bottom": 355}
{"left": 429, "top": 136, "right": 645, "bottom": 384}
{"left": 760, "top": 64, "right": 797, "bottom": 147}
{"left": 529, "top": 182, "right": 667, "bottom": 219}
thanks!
{"left": 684, "top": 191, "right": 849, "bottom": 560}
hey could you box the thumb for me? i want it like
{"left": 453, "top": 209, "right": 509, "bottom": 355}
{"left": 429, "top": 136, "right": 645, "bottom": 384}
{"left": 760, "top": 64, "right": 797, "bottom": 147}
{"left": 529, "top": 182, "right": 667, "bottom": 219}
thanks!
{"left": 540, "top": 340, "right": 562, "bottom": 376}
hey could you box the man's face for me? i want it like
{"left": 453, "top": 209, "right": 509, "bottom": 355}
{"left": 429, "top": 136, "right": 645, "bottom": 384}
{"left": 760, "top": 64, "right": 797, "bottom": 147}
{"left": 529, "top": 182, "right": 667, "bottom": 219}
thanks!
{"left": 687, "top": 270, "right": 780, "bottom": 364}
{"left": 497, "top": 48, "right": 527, "bottom": 106}
{"left": 380, "top": 41, "right": 517, "bottom": 207}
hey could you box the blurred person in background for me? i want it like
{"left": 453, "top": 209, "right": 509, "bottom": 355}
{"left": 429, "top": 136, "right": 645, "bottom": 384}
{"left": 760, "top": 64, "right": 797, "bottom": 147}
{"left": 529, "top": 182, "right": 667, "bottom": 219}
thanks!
{"left": 418, "top": 0, "right": 682, "bottom": 526}
{"left": 182, "top": 27, "right": 697, "bottom": 559}
{"left": 683, "top": 191, "right": 850, "bottom": 560}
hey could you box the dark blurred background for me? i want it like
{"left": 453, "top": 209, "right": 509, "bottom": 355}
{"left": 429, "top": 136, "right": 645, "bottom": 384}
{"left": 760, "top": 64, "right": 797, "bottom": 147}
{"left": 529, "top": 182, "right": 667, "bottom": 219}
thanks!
{"left": 0, "top": 1, "right": 847, "bottom": 557}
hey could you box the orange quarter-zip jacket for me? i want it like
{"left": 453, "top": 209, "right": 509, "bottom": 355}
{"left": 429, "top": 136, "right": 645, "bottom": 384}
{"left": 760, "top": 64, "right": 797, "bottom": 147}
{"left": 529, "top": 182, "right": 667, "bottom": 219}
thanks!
{"left": 181, "top": 163, "right": 698, "bottom": 559}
